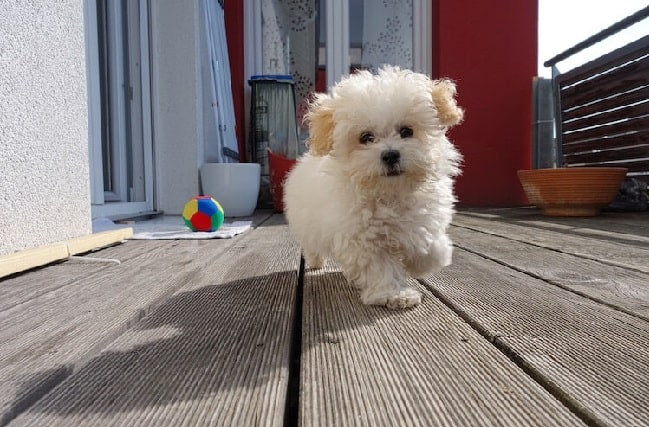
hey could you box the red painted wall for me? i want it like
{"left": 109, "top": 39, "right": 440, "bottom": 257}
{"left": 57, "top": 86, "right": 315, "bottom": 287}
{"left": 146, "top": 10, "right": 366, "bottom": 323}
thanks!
{"left": 223, "top": 1, "right": 246, "bottom": 161}
{"left": 433, "top": 0, "right": 537, "bottom": 206}
{"left": 226, "top": 1, "right": 537, "bottom": 203}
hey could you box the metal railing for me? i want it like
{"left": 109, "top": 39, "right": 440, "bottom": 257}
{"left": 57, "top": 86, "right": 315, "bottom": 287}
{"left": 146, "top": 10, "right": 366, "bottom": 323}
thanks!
{"left": 544, "top": 5, "right": 649, "bottom": 180}
{"left": 544, "top": 5, "right": 649, "bottom": 70}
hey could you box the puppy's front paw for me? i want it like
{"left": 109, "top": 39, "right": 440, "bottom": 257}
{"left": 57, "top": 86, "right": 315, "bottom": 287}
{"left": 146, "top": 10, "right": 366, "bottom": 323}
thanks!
{"left": 386, "top": 288, "right": 421, "bottom": 310}
{"left": 304, "top": 252, "right": 323, "bottom": 269}
{"left": 360, "top": 287, "right": 421, "bottom": 309}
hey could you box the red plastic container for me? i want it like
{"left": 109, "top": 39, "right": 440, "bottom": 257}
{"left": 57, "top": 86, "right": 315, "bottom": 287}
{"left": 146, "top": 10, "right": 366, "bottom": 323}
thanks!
{"left": 267, "top": 149, "right": 297, "bottom": 213}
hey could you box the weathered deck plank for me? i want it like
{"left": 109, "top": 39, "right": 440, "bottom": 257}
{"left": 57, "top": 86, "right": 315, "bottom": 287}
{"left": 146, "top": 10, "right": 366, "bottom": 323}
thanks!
{"left": 460, "top": 208, "right": 649, "bottom": 239}
{"left": 2, "top": 215, "right": 299, "bottom": 426}
{"left": 0, "top": 240, "right": 198, "bottom": 425}
{"left": 0, "top": 210, "right": 269, "bottom": 312}
{"left": 450, "top": 226, "right": 649, "bottom": 320}
{"left": 422, "top": 248, "right": 649, "bottom": 427}
{"left": 3, "top": 208, "right": 649, "bottom": 426}
{"left": 0, "top": 240, "right": 177, "bottom": 323}
{"left": 300, "top": 261, "right": 586, "bottom": 427}
{"left": 454, "top": 211, "right": 649, "bottom": 273}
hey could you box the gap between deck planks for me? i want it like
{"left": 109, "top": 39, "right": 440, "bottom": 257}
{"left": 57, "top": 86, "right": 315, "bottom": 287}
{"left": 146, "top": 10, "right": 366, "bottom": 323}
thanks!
{"left": 2, "top": 213, "right": 301, "bottom": 426}
{"left": 434, "top": 212, "right": 649, "bottom": 427}
{"left": 454, "top": 210, "right": 649, "bottom": 274}
{"left": 4, "top": 208, "right": 648, "bottom": 426}
{"left": 0, "top": 239, "right": 198, "bottom": 426}
{"left": 300, "top": 260, "right": 586, "bottom": 427}
{"left": 422, "top": 248, "right": 649, "bottom": 427}
{"left": 456, "top": 208, "right": 649, "bottom": 240}
{"left": 450, "top": 227, "right": 649, "bottom": 321}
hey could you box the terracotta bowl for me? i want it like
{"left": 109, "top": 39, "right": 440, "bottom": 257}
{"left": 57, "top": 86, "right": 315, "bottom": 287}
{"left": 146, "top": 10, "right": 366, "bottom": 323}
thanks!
{"left": 517, "top": 167, "right": 628, "bottom": 216}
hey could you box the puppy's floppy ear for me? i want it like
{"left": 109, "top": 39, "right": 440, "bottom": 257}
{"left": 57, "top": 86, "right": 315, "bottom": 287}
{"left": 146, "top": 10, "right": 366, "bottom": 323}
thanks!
{"left": 430, "top": 79, "right": 464, "bottom": 128}
{"left": 305, "top": 93, "right": 335, "bottom": 156}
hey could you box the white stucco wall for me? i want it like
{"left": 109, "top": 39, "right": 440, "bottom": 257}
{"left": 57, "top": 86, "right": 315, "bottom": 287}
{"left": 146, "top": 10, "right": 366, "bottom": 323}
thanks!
{"left": 0, "top": 0, "right": 91, "bottom": 255}
{"left": 150, "top": 0, "right": 203, "bottom": 215}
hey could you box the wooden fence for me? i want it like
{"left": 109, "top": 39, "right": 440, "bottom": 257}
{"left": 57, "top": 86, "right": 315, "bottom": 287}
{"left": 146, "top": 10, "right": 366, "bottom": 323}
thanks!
{"left": 545, "top": 6, "right": 649, "bottom": 183}
{"left": 554, "top": 36, "right": 649, "bottom": 182}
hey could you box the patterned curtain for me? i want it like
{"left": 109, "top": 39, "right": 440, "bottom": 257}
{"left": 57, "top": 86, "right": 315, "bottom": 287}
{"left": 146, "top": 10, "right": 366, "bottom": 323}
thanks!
{"left": 361, "top": 0, "right": 413, "bottom": 71}
{"left": 261, "top": 0, "right": 317, "bottom": 123}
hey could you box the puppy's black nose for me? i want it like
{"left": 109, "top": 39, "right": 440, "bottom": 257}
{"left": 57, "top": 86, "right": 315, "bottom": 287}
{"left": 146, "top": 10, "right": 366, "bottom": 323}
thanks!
{"left": 381, "top": 149, "right": 401, "bottom": 166}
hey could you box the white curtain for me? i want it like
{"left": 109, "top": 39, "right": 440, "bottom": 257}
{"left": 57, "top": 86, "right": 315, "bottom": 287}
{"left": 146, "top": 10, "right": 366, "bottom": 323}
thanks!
{"left": 361, "top": 0, "right": 413, "bottom": 71}
{"left": 203, "top": 0, "right": 238, "bottom": 163}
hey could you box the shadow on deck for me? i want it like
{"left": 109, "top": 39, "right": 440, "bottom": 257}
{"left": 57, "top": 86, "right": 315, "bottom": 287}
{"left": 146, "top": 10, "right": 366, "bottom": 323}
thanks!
{"left": 1, "top": 208, "right": 649, "bottom": 426}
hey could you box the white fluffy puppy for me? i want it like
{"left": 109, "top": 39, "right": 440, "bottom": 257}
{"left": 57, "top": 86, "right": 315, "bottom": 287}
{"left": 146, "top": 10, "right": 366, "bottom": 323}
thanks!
{"left": 284, "top": 66, "right": 463, "bottom": 309}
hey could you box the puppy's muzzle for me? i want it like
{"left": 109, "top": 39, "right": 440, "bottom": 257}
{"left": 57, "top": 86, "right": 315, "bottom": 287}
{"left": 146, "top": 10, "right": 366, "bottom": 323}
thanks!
{"left": 381, "top": 149, "right": 402, "bottom": 176}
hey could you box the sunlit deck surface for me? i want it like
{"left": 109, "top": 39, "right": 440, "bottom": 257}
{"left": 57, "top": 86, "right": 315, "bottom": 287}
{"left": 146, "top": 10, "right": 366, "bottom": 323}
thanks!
{"left": 1, "top": 208, "right": 648, "bottom": 427}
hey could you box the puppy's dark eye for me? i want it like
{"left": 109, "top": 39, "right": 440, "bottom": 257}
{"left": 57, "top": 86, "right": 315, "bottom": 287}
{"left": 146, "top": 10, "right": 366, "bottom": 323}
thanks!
{"left": 399, "top": 126, "right": 414, "bottom": 138}
{"left": 359, "top": 132, "right": 375, "bottom": 144}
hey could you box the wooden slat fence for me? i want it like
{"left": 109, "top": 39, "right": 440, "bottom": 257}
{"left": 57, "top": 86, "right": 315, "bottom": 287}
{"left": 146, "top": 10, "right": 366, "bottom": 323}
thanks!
{"left": 554, "top": 35, "right": 649, "bottom": 182}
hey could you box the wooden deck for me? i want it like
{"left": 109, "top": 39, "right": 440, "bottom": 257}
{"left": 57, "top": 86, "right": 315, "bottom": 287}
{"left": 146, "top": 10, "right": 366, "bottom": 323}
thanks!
{"left": 1, "top": 208, "right": 648, "bottom": 426}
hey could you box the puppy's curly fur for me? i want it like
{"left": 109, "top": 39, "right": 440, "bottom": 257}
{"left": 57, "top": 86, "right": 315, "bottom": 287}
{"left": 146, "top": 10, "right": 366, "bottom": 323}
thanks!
{"left": 284, "top": 66, "right": 463, "bottom": 309}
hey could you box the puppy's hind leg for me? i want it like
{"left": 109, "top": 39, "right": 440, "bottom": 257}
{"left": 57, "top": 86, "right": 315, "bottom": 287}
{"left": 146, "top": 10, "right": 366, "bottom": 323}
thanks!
{"left": 404, "top": 234, "right": 453, "bottom": 278}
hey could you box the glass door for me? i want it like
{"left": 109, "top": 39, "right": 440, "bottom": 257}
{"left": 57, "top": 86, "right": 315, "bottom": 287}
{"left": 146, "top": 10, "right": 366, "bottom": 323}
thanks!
{"left": 323, "top": 0, "right": 431, "bottom": 88}
{"left": 245, "top": 0, "right": 430, "bottom": 203}
{"left": 85, "top": 0, "right": 154, "bottom": 219}
{"left": 248, "top": 0, "right": 430, "bottom": 115}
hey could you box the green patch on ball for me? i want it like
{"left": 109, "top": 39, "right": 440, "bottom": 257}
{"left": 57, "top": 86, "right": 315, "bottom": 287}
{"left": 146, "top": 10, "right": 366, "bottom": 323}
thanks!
{"left": 182, "top": 196, "right": 225, "bottom": 232}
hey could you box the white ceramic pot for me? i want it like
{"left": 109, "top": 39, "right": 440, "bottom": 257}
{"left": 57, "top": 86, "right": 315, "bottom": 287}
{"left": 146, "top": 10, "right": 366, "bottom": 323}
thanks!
{"left": 199, "top": 163, "right": 261, "bottom": 217}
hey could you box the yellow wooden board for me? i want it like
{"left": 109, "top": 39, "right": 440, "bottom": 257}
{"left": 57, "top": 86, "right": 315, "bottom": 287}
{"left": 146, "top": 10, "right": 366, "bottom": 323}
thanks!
{"left": 0, "top": 228, "right": 133, "bottom": 279}
{"left": 66, "top": 228, "right": 133, "bottom": 256}
{"left": 0, "top": 243, "right": 69, "bottom": 279}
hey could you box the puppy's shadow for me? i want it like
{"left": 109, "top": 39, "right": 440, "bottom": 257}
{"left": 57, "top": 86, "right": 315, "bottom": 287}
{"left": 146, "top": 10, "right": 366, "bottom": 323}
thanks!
{"left": 302, "top": 262, "right": 423, "bottom": 348}
{"left": 12, "top": 273, "right": 296, "bottom": 420}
